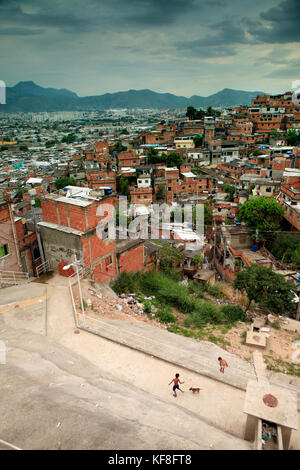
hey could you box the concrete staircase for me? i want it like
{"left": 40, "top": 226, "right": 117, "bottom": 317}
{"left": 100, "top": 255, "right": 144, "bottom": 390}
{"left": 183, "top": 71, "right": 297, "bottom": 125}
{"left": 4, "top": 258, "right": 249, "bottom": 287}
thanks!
{"left": 0, "top": 270, "right": 33, "bottom": 288}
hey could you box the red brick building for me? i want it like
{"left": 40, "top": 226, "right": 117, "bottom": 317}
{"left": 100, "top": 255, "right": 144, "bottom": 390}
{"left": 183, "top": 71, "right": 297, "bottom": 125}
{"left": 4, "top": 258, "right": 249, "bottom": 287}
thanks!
{"left": 117, "top": 151, "right": 141, "bottom": 168}
{"left": 38, "top": 187, "right": 146, "bottom": 283}
{"left": 0, "top": 201, "right": 41, "bottom": 276}
{"left": 129, "top": 186, "right": 153, "bottom": 205}
{"left": 279, "top": 169, "right": 300, "bottom": 231}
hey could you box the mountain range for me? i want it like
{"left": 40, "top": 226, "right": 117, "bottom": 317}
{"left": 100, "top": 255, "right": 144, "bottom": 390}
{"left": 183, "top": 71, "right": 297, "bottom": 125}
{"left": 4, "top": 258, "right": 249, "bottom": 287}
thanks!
{"left": 0, "top": 81, "right": 264, "bottom": 113}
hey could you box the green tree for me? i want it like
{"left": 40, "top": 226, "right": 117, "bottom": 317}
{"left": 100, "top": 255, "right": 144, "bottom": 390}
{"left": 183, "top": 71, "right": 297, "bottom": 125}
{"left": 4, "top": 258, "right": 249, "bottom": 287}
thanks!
{"left": 45, "top": 140, "right": 57, "bottom": 148}
{"left": 166, "top": 151, "right": 183, "bottom": 168}
{"left": 193, "top": 134, "right": 203, "bottom": 148}
{"left": 268, "top": 232, "right": 300, "bottom": 268}
{"left": 233, "top": 264, "right": 297, "bottom": 314}
{"left": 224, "top": 184, "right": 235, "bottom": 202}
{"left": 34, "top": 197, "right": 41, "bottom": 208}
{"left": 157, "top": 242, "right": 184, "bottom": 275}
{"left": 16, "top": 187, "right": 28, "bottom": 199}
{"left": 204, "top": 203, "right": 213, "bottom": 227}
{"left": 237, "top": 197, "right": 284, "bottom": 234}
{"left": 285, "top": 130, "right": 300, "bottom": 146}
{"left": 147, "top": 147, "right": 164, "bottom": 164}
{"left": 55, "top": 177, "right": 77, "bottom": 190}
{"left": 156, "top": 183, "right": 166, "bottom": 200}
{"left": 252, "top": 149, "right": 262, "bottom": 157}
{"left": 206, "top": 106, "right": 221, "bottom": 117}
{"left": 186, "top": 106, "right": 205, "bottom": 120}
{"left": 186, "top": 106, "right": 197, "bottom": 120}
{"left": 19, "top": 145, "right": 28, "bottom": 151}
{"left": 270, "top": 130, "right": 281, "bottom": 138}
{"left": 119, "top": 176, "right": 130, "bottom": 199}
{"left": 113, "top": 141, "right": 127, "bottom": 153}
{"left": 62, "top": 134, "right": 76, "bottom": 144}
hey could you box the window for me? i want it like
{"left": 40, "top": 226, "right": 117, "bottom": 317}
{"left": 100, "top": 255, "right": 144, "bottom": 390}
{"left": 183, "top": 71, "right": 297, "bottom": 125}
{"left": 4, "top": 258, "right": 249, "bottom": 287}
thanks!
{"left": 266, "top": 187, "right": 272, "bottom": 193}
{"left": 0, "top": 244, "right": 9, "bottom": 258}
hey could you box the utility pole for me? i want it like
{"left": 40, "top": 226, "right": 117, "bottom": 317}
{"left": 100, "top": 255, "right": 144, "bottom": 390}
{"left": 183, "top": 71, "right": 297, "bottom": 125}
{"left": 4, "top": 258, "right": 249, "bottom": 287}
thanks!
{"left": 213, "top": 210, "right": 216, "bottom": 268}
{"left": 222, "top": 235, "right": 227, "bottom": 281}
{"left": 8, "top": 203, "right": 22, "bottom": 269}
{"left": 63, "top": 255, "right": 86, "bottom": 328}
{"left": 296, "top": 283, "right": 300, "bottom": 322}
{"left": 28, "top": 188, "right": 46, "bottom": 272}
{"left": 296, "top": 298, "right": 300, "bottom": 322}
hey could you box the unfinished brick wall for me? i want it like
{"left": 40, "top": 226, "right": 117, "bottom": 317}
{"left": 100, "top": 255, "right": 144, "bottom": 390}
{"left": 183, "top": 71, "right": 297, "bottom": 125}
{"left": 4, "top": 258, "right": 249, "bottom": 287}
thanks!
{"left": 118, "top": 244, "right": 144, "bottom": 274}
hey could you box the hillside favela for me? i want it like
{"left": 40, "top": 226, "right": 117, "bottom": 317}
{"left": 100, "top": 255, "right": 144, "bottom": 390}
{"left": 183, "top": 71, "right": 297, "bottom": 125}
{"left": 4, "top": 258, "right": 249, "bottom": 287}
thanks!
{"left": 1, "top": 0, "right": 300, "bottom": 457}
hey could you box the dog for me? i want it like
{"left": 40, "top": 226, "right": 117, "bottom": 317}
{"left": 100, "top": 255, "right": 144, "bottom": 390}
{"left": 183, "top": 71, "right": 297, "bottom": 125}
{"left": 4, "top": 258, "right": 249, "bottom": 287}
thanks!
{"left": 189, "top": 387, "right": 201, "bottom": 394}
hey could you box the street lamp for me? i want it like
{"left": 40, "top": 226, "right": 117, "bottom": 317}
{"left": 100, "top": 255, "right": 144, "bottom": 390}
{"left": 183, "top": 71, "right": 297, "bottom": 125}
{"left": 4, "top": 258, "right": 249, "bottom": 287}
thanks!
{"left": 63, "top": 256, "right": 86, "bottom": 327}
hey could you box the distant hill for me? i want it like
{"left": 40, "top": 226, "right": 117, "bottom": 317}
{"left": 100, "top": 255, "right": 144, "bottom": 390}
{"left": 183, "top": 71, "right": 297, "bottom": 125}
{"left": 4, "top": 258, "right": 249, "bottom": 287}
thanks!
{"left": 0, "top": 81, "right": 264, "bottom": 113}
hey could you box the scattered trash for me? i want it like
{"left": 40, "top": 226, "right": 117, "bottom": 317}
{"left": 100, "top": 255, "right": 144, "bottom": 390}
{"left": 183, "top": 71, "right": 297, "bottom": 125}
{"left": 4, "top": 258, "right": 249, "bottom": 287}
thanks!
{"left": 56, "top": 422, "right": 61, "bottom": 428}
{"left": 115, "top": 304, "right": 123, "bottom": 311}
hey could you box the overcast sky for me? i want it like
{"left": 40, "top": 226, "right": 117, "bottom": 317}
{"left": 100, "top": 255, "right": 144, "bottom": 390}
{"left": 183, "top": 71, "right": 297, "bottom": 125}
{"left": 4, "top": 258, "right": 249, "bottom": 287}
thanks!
{"left": 0, "top": 0, "right": 299, "bottom": 97}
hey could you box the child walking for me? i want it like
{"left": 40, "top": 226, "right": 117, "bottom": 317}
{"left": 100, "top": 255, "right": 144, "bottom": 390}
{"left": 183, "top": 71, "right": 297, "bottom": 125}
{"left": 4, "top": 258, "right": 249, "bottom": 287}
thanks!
{"left": 169, "top": 373, "right": 184, "bottom": 397}
{"left": 218, "top": 357, "right": 228, "bottom": 373}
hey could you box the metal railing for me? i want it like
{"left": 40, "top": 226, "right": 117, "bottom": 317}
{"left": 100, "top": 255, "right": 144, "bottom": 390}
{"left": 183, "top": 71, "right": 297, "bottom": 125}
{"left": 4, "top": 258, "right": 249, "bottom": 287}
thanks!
{"left": 36, "top": 259, "right": 51, "bottom": 278}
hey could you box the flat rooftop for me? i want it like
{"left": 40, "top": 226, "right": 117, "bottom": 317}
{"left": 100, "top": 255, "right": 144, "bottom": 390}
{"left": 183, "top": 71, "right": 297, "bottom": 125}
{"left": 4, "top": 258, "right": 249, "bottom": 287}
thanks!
{"left": 244, "top": 380, "right": 298, "bottom": 430}
{"left": 38, "top": 221, "right": 84, "bottom": 236}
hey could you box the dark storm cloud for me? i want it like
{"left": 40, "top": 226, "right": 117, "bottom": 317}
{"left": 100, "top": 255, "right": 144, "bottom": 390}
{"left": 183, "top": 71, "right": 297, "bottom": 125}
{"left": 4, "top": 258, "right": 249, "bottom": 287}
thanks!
{"left": 0, "top": 0, "right": 102, "bottom": 34}
{"left": 116, "top": 0, "right": 197, "bottom": 26}
{"left": 0, "top": 0, "right": 200, "bottom": 34}
{"left": 249, "top": 0, "right": 300, "bottom": 43}
{"left": 0, "top": 0, "right": 227, "bottom": 35}
{"left": 176, "top": 18, "right": 247, "bottom": 49}
{"left": 174, "top": 17, "right": 248, "bottom": 58}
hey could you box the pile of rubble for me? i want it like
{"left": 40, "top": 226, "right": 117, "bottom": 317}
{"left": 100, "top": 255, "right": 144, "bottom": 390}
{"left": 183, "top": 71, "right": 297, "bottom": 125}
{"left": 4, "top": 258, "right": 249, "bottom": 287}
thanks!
{"left": 79, "top": 289, "right": 163, "bottom": 327}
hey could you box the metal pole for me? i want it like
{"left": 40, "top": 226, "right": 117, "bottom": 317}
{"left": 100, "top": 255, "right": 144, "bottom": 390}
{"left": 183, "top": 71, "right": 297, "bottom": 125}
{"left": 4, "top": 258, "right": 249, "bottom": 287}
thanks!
{"left": 31, "top": 197, "right": 46, "bottom": 272}
{"left": 222, "top": 236, "right": 227, "bottom": 281}
{"left": 75, "top": 261, "right": 86, "bottom": 328}
{"left": 8, "top": 203, "right": 22, "bottom": 268}
{"left": 213, "top": 211, "right": 216, "bottom": 268}
{"left": 296, "top": 287, "right": 300, "bottom": 322}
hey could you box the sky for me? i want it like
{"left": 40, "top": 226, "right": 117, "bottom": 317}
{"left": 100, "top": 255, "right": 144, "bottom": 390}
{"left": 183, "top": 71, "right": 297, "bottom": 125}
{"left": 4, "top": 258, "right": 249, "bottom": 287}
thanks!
{"left": 0, "top": 0, "right": 299, "bottom": 97}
